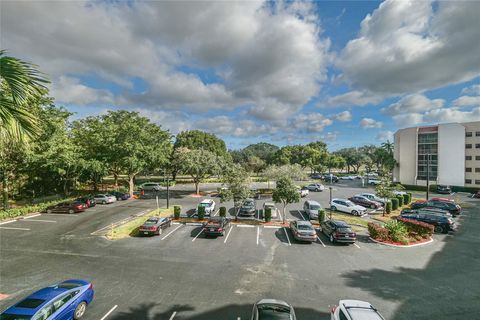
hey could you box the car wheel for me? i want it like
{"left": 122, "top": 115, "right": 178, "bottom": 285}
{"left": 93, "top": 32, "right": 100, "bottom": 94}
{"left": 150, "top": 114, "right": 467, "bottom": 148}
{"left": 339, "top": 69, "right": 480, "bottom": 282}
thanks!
{"left": 434, "top": 225, "right": 444, "bottom": 233}
{"left": 315, "top": 188, "right": 319, "bottom": 192}
{"left": 331, "top": 206, "right": 337, "bottom": 211}
{"left": 351, "top": 210, "right": 358, "bottom": 216}
{"left": 74, "top": 301, "right": 87, "bottom": 319}
{"left": 370, "top": 204, "right": 376, "bottom": 209}
{"left": 102, "top": 200, "right": 106, "bottom": 204}
{"left": 68, "top": 209, "right": 74, "bottom": 214}
{"left": 46, "top": 209, "right": 52, "bottom": 214}
{"left": 329, "top": 234, "right": 335, "bottom": 243}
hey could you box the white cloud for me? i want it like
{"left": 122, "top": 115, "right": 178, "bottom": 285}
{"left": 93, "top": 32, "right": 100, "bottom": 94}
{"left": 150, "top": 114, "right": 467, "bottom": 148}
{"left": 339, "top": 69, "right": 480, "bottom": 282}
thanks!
{"left": 321, "top": 90, "right": 383, "bottom": 107}
{"left": 360, "top": 118, "right": 383, "bottom": 129}
{"left": 382, "top": 94, "right": 444, "bottom": 115}
{"left": 424, "top": 107, "right": 480, "bottom": 123}
{"left": 51, "top": 76, "right": 115, "bottom": 105}
{"left": 292, "top": 113, "right": 333, "bottom": 133}
{"left": 393, "top": 113, "right": 424, "bottom": 126}
{"left": 332, "top": 110, "right": 352, "bottom": 122}
{"left": 338, "top": 0, "right": 480, "bottom": 94}
{"left": 452, "top": 96, "right": 480, "bottom": 108}
{"left": 461, "top": 84, "right": 480, "bottom": 96}
{"left": 376, "top": 131, "right": 394, "bottom": 142}
{"left": 321, "top": 131, "right": 338, "bottom": 142}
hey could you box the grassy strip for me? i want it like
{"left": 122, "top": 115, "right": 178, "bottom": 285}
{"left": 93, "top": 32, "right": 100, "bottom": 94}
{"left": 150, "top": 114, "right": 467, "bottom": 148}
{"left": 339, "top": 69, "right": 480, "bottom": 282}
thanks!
{"left": 106, "top": 207, "right": 174, "bottom": 240}
{"left": 328, "top": 211, "right": 369, "bottom": 228}
{"left": 0, "top": 198, "right": 76, "bottom": 221}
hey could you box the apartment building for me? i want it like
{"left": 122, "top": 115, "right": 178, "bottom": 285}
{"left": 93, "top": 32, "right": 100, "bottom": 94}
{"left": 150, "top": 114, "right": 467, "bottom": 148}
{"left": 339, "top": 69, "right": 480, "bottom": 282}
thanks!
{"left": 394, "top": 121, "right": 480, "bottom": 188}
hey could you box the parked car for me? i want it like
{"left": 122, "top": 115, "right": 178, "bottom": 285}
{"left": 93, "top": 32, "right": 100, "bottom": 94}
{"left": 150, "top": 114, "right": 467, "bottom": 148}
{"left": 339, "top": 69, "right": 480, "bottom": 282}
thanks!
{"left": 324, "top": 174, "right": 339, "bottom": 183}
{"left": 239, "top": 198, "right": 256, "bottom": 216}
{"left": 290, "top": 220, "right": 317, "bottom": 242}
{"left": 348, "top": 195, "right": 382, "bottom": 209}
{"left": 203, "top": 217, "right": 230, "bottom": 237}
{"left": 393, "top": 190, "right": 407, "bottom": 196}
{"left": 0, "top": 279, "right": 94, "bottom": 320}
{"left": 330, "top": 199, "right": 367, "bottom": 216}
{"left": 367, "top": 179, "right": 381, "bottom": 185}
{"left": 357, "top": 193, "right": 387, "bottom": 206}
{"left": 400, "top": 212, "right": 456, "bottom": 233}
{"left": 139, "top": 217, "right": 172, "bottom": 236}
{"left": 339, "top": 176, "right": 354, "bottom": 180}
{"left": 411, "top": 199, "right": 462, "bottom": 216}
{"left": 305, "top": 183, "right": 325, "bottom": 192}
{"left": 94, "top": 194, "right": 116, "bottom": 204}
{"left": 320, "top": 220, "right": 356, "bottom": 244}
{"left": 431, "top": 197, "right": 455, "bottom": 202}
{"left": 75, "top": 196, "right": 96, "bottom": 208}
{"left": 310, "top": 173, "right": 323, "bottom": 179}
{"left": 45, "top": 202, "right": 85, "bottom": 214}
{"left": 401, "top": 208, "right": 452, "bottom": 218}
{"left": 141, "top": 182, "right": 162, "bottom": 191}
{"left": 263, "top": 202, "right": 277, "bottom": 216}
{"left": 251, "top": 299, "right": 296, "bottom": 320}
{"left": 303, "top": 200, "right": 322, "bottom": 220}
{"left": 196, "top": 199, "right": 216, "bottom": 216}
{"left": 110, "top": 191, "right": 130, "bottom": 200}
{"left": 331, "top": 300, "right": 385, "bottom": 320}
{"left": 298, "top": 186, "right": 309, "bottom": 197}
{"left": 436, "top": 184, "right": 452, "bottom": 194}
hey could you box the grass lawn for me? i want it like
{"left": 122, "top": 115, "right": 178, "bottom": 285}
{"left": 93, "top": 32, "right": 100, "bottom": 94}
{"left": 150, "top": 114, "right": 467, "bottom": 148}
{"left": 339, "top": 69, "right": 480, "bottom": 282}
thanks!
{"left": 107, "top": 207, "right": 174, "bottom": 240}
{"left": 325, "top": 211, "right": 369, "bottom": 229}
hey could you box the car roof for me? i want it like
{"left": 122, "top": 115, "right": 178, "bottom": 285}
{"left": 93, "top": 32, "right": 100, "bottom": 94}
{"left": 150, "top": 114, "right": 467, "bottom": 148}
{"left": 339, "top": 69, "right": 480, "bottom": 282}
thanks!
{"left": 340, "top": 300, "right": 384, "bottom": 320}
{"left": 256, "top": 299, "right": 291, "bottom": 308}
{"left": 296, "top": 220, "right": 313, "bottom": 226}
{"left": 200, "top": 199, "right": 212, "bottom": 203}
{"left": 306, "top": 200, "right": 320, "bottom": 205}
{"left": 332, "top": 198, "right": 348, "bottom": 201}
{"left": 331, "top": 220, "right": 350, "bottom": 227}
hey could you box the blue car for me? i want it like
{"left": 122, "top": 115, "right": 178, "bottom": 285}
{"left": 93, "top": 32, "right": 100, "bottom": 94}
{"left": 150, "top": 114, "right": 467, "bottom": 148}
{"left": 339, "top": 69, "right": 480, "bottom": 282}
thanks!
{"left": 1, "top": 279, "right": 94, "bottom": 320}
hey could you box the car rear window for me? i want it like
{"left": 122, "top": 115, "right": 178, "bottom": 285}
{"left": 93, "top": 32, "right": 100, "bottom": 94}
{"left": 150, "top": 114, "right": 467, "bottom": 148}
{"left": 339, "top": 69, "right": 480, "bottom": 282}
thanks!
{"left": 144, "top": 220, "right": 158, "bottom": 225}
{"left": 257, "top": 304, "right": 292, "bottom": 319}
{"left": 337, "top": 227, "right": 353, "bottom": 233}
{"left": 58, "top": 283, "right": 82, "bottom": 289}
{"left": 16, "top": 298, "right": 45, "bottom": 308}
{"left": 309, "top": 204, "right": 321, "bottom": 210}
{"left": 0, "top": 314, "right": 32, "bottom": 320}
{"left": 297, "top": 225, "right": 313, "bottom": 231}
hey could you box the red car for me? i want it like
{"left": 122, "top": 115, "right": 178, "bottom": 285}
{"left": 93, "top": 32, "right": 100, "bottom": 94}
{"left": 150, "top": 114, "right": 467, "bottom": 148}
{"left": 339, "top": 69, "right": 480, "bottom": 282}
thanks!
{"left": 431, "top": 197, "right": 455, "bottom": 203}
{"left": 348, "top": 195, "right": 383, "bottom": 209}
{"left": 45, "top": 201, "right": 86, "bottom": 214}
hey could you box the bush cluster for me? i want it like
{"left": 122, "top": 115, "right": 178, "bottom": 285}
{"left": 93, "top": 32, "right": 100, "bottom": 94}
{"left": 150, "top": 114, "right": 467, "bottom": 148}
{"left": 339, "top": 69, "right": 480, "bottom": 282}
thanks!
{"left": 264, "top": 207, "right": 272, "bottom": 222}
{"left": 368, "top": 222, "right": 389, "bottom": 241}
{"left": 318, "top": 209, "right": 326, "bottom": 223}
{"left": 0, "top": 198, "right": 75, "bottom": 220}
{"left": 397, "top": 217, "right": 434, "bottom": 238}
{"left": 386, "top": 201, "right": 392, "bottom": 214}
{"left": 197, "top": 205, "right": 206, "bottom": 219}
{"left": 391, "top": 198, "right": 399, "bottom": 210}
{"left": 219, "top": 206, "right": 227, "bottom": 217}
{"left": 396, "top": 195, "right": 404, "bottom": 207}
{"left": 368, "top": 217, "right": 434, "bottom": 245}
{"left": 173, "top": 205, "right": 181, "bottom": 219}
{"left": 403, "top": 193, "right": 410, "bottom": 205}
{"left": 384, "top": 220, "right": 408, "bottom": 243}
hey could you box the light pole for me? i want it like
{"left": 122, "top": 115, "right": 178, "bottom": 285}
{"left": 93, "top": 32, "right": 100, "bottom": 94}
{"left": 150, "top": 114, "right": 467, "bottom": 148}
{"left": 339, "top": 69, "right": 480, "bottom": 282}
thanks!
{"left": 426, "top": 154, "right": 430, "bottom": 201}
{"left": 164, "top": 169, "right": 170, "bottom": 209}
{"left": 329, "top": 186, "right": 333, "bottom": 220}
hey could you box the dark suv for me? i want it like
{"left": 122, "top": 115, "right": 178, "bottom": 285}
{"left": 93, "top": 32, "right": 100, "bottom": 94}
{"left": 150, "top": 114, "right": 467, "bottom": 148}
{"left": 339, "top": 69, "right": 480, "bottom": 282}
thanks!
{"left": 401, "top": 208, "right": 452, "bottom": 218}
{"left": 320, "top": 220, "right": 356, "bottom": 244}
{"left": 436, "top": 185, "right": 452, "bottom": 194}
{"left": 400, "top": 212, "right": 456, "bottom": 234}
{"left": 203, "top": 217, "right": 230, "bottom": 237}
{"left": 411, "top": 200, "right": 461, "bottom": 216}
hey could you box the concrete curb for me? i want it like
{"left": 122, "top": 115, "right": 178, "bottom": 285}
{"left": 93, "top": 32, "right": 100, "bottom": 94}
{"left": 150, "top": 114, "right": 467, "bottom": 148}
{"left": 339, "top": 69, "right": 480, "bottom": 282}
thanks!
{"left": 0, "top": 212, "right": 42, "bottom": 225}
{"left": 368, "top": 236, "right": 433, "bottom": 248}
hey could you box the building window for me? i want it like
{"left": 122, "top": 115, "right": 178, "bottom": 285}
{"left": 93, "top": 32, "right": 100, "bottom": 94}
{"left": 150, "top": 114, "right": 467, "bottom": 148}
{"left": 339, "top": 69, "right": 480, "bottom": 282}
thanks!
{"left": 466, "top": 144, "right": 473, "bottom": 149}
{"left": 466, "top": 132, "right": 473, "bottom": 137}
{"left": 476, "top": 180, "right": 480, "bottom": 185}
{"left": 465, "top": 179, "right": 472, "bottom": 184}
{"left": 476, "top": 131, "right": 480, "bottom": 137}
{"left": 476, "top": 168, "right": 480, "bottom": 173}
{"left": 476, "top": 144, "right": 480, "bottom": 149}
{"left": 466, "top": 156, "right": 473, "bottom": 160}
{"left": 417, "top": 133, "right": 438, "bottom": 181}
{"left": 466, "top": 167, "right": 472, "bottom": 172}
{"left": 476, "top": 156, "right": 480, "bottom": 161}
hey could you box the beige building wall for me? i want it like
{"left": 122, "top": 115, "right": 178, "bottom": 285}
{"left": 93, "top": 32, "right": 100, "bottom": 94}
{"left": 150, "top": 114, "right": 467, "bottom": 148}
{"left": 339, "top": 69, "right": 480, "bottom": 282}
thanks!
{"left": 394, "top": 127, "right": 417, "bottom": 185}
{"left": 463, "top": 122, "right": 480, "bottom": 188}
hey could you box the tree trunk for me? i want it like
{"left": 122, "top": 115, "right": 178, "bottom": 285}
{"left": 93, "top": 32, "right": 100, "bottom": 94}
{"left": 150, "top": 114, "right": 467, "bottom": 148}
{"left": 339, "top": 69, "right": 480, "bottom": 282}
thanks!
{"left": 195, "top": 180, "right": 200, "bottom": 195}
{"left": 113, "top": 173, "right": 119, "bottom": 190}
{"left": 128, "top": 175, "right": 135, "bottom": 197}
{"left": 283, "top": 203, "right": 287, "bottom": 224}
{"left": 2, "top": 174, "right": 8, "bottom": 210}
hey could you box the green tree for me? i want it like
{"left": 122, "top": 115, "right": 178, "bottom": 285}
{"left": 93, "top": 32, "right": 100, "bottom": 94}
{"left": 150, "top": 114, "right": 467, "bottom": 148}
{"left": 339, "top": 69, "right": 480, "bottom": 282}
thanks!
{"left": 272, "top": 176, "right": 300, "bottom": 224}
{"left": 374, "top": 176, "right": 403, "bottom": 216}
{"left": 244, "top": 155, "right": 266, "bottom": 175}
{"left": 263, "top": 164, "right": 307, "bottom": 182}
{"left": 241, "top": 142, "right": 279, "bottom": 164}
{"left": 218, "top": 164, "right": 253, "bottom": 207}
{"left": 0, "top": 50, "right": 49, "bottom": 141}
{"left": 173, "top": 147, "right": 222, "bottom": 194}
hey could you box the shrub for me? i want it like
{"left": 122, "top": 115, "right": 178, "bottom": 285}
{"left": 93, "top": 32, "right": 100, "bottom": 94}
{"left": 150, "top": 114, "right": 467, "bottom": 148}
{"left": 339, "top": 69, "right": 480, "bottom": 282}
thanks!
{"left": 264, "top": 207, "right": 272, "bottom": 222}
{"left": 403, "top": 193, "right": 410, "bottom": 205}
{"left": 391, "top": 198, "right": 399, "bottom": 210}
{"left": 397, "top": 217, "right": 434, "bottom": 238}
{"left": 174, "top": 205, "right": 181, "bottom": 219}
{"left": 219, "top": 206, "right": 227, "bottom": 217}
{"left": 386, "top": 201, "right": 392, "bottom": 214}
{"left": 384, "top": 220, "right": 408, "bottom": 242}
{"left": 197, "top": 205, "right": 205, "bottom": 220}
{"left": 407, "top": 192, "right": 412, "bottom": 204}
{"left": 368, "top": 222, "right": 389, "bottom": 241}
{"left": 0, "top": 198, "right": 76, "bottom": 220}
{"left": 318, "top": 209, "right": 326, "bottom": 223}
{"left": 396, "top": 195, "right": 404, "bottom": 207}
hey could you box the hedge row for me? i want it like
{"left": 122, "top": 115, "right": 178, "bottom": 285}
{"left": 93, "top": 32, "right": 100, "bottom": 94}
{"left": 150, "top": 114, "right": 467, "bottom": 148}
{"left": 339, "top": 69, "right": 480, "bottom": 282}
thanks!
{"left": 397, "top": 217, "right": 434, "bottom": 238}
{"left": 0, "top": 198, "right": 75, "bottom": 220}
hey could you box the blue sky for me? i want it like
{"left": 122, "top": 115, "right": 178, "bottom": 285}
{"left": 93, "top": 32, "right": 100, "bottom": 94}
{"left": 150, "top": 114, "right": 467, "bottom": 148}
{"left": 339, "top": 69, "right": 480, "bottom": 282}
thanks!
{"left": 2, "top": 0, "right": 480, "bottom": 150}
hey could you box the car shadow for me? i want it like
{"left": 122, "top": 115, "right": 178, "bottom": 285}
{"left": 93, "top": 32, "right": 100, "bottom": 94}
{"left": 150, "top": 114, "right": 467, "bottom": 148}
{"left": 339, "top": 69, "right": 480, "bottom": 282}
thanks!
{"left": 189, "top": 226, "right": 204, "bottom": 238}
{"left": 289, "top": 209, "right": 307, "bottom": 221}
{"left": 274, "top": 227, "right": 292, "bottom": 245}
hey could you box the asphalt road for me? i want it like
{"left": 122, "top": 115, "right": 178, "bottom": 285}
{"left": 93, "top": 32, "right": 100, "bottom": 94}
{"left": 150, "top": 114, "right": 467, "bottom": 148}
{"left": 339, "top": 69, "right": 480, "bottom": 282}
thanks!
{"left": 0, "top": 182, "right": 478, "bottom": 320}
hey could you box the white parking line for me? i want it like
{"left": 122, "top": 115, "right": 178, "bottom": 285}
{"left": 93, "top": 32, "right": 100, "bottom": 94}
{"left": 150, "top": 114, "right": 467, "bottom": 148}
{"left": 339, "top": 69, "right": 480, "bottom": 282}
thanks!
{"left": 169, "top": 311, "right": 177, "bottom": 320}
{"left": 22, "top": 213, "right": 42, "bottom": 219}
{"left": 0, "top": 227, "right": 30, "bottom": 231}
{"left": 256, "top": 226, "right": 260, "bottom": 245}
{"left": 43, "top": 214, "right": 78, "bottom": 217}
{"left": 353, "top": 243, "right": 361, "bottom": 249}
{"left": 236, "top": 224, "right": 255, "bottom": 228}
{"left": 224, "top": 226, "right": 233, "bottom": 243}
{"left": 192, "top": 228, "right": 204, "bottom": 242}
{"left": 161, "top": 224, "right": 183, "bottom": 240}
{"left": 213, "top": 209, "right": 219, "bottom": 216}
{"left": 263, "top": 225, "right": 281, "bottom": 229}
{"left": 19, "top": 219, "right": 56, "bottom": 223}
{"left": 283, "top": 227, "right": 291, "bottom": 246}
{"left": 297, "top": 210, "right": 306, "bottom": 220}
{"left": 100, "top": 305, "right": 118, "bottom": 320}
{"left": 277, "top": 209, "right": 283, "bottom": 222}
{"left": 316, "top": 236, "right": 326, "bottom": 247}
{"left": 0, "top": 220, "right": 15, "bottom": 226}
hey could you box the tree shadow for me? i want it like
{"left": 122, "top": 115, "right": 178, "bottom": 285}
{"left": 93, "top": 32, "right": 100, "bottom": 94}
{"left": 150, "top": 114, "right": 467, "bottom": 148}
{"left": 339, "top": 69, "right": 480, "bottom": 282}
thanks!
{"left": 289, "top": 209, "right": 306, "bottom": 221}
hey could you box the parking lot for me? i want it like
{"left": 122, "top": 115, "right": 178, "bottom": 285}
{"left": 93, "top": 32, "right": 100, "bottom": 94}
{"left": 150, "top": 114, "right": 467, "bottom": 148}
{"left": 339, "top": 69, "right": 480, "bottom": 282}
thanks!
{"left": 1, "top": 181, "right": 478, "bottom": 319}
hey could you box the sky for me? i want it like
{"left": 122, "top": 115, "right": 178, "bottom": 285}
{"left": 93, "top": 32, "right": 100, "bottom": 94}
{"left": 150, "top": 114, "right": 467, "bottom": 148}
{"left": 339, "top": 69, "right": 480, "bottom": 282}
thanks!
{"left": 2, "top": 0, "right": 480, "bottom": 150}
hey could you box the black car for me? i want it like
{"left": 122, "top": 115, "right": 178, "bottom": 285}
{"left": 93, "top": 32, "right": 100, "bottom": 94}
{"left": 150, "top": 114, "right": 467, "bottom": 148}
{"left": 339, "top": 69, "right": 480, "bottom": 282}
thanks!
{"left": 323, "top": 174, "right": 339, "bottom": 183}
{"left": 401, "top": 208, "right": 452, "bottom": 218}
{"left": 138, "top": 217, "right": 172, "bottom": 236}
{"left": 436, "top": 185, "right": 452, "bottom": 194}
{"left": 400, "top": 212, "right": 455, "bottom": 234}
{"left": 310, "top": 173, "right": 323, "bottom": 179}
{"left": 411, "top": 200, "right": 462, "bottom": 216}
{"left": 203, "top": 217, "right": 230, "bottom": 237}
{"left": 75, "top": 196, "right": 96, "bottom": 208}
{"left": 320, "top": 220, "right": 356, "bottom": 244}
{"left": 110, "top": 191, "right": 131, "bottom": 200}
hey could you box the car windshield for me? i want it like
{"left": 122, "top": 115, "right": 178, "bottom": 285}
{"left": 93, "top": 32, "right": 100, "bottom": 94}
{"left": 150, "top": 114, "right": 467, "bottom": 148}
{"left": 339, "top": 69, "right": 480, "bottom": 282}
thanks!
{"left": 0, "top": 314, "right": 32, "bottom": 320}
{"left": 199, "top": 203, "right": 210, "bottom": 207}
{"left": 297, "top": 225, "right": 313, "bottom": 231}
{"left": 309, "top": 204, "right": 321, "bottom": 210}
{"left": 144, "top": 219, "right": 158, "bottom": 225}
{"left": 243, "top": 202, "right": 254, "bottom": 208}
{"left": 257, "top": 304, "right": 291, "bottom": 319}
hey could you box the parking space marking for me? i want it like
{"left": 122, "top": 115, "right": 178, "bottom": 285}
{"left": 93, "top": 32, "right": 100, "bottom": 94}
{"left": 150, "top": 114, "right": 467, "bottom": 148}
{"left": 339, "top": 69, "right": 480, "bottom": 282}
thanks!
{"left": 297, "top": 210, "right": 306, "bottom": 220}
{"left": 0, "top": 220, "right": 15, "bottom": 226}
{"left": 236, "top": 224, "right": 255, "bottom": 228}
{"left": 213, "top": 209, "right": 219, "bottom": 216}
{"left": 161, "top": 224, "right": 183, "bottom": 240}
{"left": 263, "top": 225, "right": 281, "bottom": 229}
{"left": 224, "top": 226, "right": 234, "bottom": 243}
{"left": 192, "top": 228, "right": 204, "bottom": 242}
{"left": 277, "top": 209, "right": 283, "bottom": 222}
{"left": 353, "top": 243, "right": 361, "bottom": 249}
{"left": 43, "top": 214, "right": 78, "bottom": 217}
{"left": 256, "top": 226, "right": 260, "bottom": 245}
{"left": 283, "top": 227, "right": 291, "bottom": 246}
{"left": 169, "top": 311, "right": 177, "bottom": 320}
{"left": 19, "top": 219, "right": 56, "bottom": 223}
{"left": 100, "top": 305, "right": 118, "bottom": 320}
{"left": 22, "top": 213, "right": 42, "bottom": 219}
{"left": 316, "top": 236, "right": 326, "bottom": 247}
{"left": 0, "top": 227, "right": 30, "bottom": 231}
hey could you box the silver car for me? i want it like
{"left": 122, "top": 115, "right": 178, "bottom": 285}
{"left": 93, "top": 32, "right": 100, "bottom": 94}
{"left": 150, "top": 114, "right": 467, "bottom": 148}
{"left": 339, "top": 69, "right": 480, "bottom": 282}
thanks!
{"left": 290, "top": 220, "right": 317, "bottom": 242}
{"left": 251, "top": 299, "right": 296, "bottom": 320}
{"left": 141, "top": 182, "right": 162, "bottom": 191}
{"left": 303, "top": 200, "right": 322, "bottom": 219}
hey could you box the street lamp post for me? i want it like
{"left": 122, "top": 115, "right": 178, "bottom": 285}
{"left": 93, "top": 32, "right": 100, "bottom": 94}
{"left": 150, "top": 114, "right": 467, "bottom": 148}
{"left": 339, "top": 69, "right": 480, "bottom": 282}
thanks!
{"left": 329, "top": 186, "right": 333, "bottom": 220}
{"left": 426, "top": 154, "right": 430, "bottom": 201}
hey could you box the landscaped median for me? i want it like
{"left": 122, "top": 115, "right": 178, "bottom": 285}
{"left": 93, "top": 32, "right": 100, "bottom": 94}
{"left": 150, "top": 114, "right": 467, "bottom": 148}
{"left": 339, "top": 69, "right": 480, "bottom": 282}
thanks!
{"left": 106, "top": 207, "right": 176, "bottom": 240}
{"left": 368, "top": 217, "right": 434, "bottom": 247}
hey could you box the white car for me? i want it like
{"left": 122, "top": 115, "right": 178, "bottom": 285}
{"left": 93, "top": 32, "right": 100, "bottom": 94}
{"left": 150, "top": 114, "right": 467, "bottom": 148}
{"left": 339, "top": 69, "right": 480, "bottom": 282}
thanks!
{"left": 197, "top": 199, "right": 216, "bottom": 216}
{"left": 368, "top": 179, "right": 381, "bottom": 185}
{"left": 94, "top": 194, "right": 116, "bottom": 204}
{"left": 393, "top": 190, "right": 407, "bottom": 196}
{"left": 305, "top": 183, "right": 325, "bottom": 192}
{"left": 339, "top": 176, "right": 354, "bottom": 180}
{"left": 357, "top": 193, "right": 387, "bottom": 206}
{"left": 141, "top": 182, "right": 162, "bottom": 191}
{"left": 330, "top": 199, "right": 367, "bottom": 216}
{"left": 298, "top": 187, "right": 309, "bottom": 197}
{"left": 331, "top": 300, "right": 385, "bottom": 320}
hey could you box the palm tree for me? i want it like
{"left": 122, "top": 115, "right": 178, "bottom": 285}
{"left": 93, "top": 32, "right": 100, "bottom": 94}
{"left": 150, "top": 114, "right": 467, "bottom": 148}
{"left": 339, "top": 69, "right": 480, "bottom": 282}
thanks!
{"left": 381, "top": 140, "right": 394, "bottom": 154}
{"left": 0, "top": 50, "right": 49, "bottom": 141}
